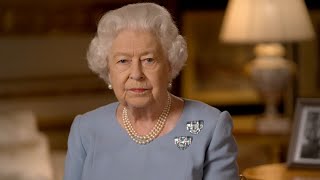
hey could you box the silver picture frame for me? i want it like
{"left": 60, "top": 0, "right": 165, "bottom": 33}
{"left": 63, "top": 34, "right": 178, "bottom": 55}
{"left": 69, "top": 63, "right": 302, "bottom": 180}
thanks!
{"left": 287, "top": 98, "right": 320, "bottom": 168}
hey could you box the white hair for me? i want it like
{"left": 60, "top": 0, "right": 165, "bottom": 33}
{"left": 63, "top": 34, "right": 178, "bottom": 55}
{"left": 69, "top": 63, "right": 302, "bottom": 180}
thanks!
{"left": 87, "top": 2, "right": 188, "bottom": 83}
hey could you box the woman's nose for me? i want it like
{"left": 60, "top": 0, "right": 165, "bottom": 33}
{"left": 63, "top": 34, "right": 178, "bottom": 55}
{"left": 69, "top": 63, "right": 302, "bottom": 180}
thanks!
{"left": 129, "top": 61, "right": 144, "bottom": 80}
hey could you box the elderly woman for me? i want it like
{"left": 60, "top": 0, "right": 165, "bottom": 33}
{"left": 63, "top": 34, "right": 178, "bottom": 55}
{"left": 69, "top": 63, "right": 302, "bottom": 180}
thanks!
{"left": 64, "top": 2, "right": 239, "bottom": 180}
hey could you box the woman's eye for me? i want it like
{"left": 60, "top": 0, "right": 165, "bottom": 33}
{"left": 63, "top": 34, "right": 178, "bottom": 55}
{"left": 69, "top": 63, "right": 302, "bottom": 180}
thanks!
{"left": 144, "top": 58, "right": 154, "bottom": 63}
{"left": 118, "top": 59, "right": 128, "bottom": 64}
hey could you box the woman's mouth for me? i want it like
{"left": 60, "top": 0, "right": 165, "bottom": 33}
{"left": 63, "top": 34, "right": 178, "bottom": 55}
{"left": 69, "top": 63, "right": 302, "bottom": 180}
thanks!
{"left": 129, "top": 88, "right": 149, "bottom": 93}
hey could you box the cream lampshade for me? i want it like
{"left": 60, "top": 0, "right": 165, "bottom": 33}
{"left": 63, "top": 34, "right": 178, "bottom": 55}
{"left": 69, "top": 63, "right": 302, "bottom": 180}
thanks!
{"left": 220, "top": 0, "right": 315, "bottom": 134}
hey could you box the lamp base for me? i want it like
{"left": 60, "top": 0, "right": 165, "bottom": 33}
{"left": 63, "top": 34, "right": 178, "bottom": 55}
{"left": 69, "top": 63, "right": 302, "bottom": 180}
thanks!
{"left": 256, "top": 116, "right": 290, "bottom": 134}
{"left": 246, "top": 43, "right": 294, "bottom": 135}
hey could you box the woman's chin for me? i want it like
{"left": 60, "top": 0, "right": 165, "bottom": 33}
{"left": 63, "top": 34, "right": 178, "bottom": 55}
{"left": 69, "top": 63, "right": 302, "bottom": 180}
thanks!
{"left": 124, "top": 96, "right": 153, "bottom": 109}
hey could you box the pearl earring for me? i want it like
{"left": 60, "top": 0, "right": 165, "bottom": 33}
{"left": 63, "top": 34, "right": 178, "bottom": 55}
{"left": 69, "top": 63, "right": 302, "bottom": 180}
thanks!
{"left": 108, "top": 84, "right": 112, "bottom": 90}
{"left": 168, "top": 82, "right": 172, "bottom": 89}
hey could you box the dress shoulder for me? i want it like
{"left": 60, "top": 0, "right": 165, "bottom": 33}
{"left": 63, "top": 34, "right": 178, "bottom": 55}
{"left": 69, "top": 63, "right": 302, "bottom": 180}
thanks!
{"left": 184, "top": 99, "right": 221, "bottom": 114}
{"left": 76, "top": 102, "right": 118, "bottom": 127}
{"left": 183, "top": 99, "right": 224, "bottom": 123}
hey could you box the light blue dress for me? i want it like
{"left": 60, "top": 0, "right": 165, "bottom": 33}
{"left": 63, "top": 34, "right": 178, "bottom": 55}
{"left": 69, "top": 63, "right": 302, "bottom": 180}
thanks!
{"left": 64, "top": 99, "right": 239, "bottom": 180}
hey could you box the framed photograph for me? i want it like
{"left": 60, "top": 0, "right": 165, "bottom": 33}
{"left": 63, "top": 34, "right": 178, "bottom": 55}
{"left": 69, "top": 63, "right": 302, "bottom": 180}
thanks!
{"left": 287, "top": 98, "right": 320, "bottom": 168}
{"left": 181, "top": 11, "right": 261, "bottom": 105}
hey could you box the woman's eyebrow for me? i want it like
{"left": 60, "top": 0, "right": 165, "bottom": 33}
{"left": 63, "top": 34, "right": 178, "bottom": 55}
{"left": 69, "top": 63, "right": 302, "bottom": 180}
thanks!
{"left": 112, "top": 52, "right": 132, "bottom": 58}
{"left": 139, "top": 48, "right": 157, "bottom": 55}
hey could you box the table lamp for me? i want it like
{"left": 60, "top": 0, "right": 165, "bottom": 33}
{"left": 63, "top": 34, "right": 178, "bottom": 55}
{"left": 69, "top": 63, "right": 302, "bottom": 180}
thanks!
{"left": 220, "top": 0, "right": 315, "bottom": 133}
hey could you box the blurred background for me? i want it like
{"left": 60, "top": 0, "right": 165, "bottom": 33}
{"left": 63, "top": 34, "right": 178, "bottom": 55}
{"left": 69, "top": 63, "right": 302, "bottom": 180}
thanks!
{"left": 0, "top": 0, "right": 320, "bottom": 179}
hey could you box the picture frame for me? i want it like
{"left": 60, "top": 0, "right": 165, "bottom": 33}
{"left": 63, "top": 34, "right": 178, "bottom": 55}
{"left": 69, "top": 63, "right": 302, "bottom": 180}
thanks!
{"left": 287, "top": 98, "right": 320, "bottom": 168}
{"left": 181, "top": 11, "right": 261, "bottom": 105}
{"left": 297, "top": 10, "right": 320, "bottom": 98}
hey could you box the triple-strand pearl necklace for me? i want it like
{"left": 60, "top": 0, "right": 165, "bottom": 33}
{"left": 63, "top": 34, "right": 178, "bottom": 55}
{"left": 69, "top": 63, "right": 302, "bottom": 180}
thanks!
{"left": 122, "top": 94, "right": 172, "bottom": 145}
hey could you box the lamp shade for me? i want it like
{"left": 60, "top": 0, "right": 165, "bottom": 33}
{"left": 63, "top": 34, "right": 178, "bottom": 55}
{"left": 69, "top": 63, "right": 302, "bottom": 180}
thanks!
{"left": 220, "top": 0, "right": 315, "bottom": 43}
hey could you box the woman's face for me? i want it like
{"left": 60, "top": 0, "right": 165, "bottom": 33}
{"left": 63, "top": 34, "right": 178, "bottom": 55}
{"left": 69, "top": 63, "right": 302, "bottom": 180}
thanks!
{"left": 108, "top": 29, "right": 171, "bottom": 109}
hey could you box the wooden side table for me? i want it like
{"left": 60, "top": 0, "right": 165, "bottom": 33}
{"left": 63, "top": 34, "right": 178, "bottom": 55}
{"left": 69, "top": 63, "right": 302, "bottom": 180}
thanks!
{"left": 233, "top": 115, "right": 290, "bottom": 171}
{"left": 243, "top": 163, "right": 320, "bottom": 180}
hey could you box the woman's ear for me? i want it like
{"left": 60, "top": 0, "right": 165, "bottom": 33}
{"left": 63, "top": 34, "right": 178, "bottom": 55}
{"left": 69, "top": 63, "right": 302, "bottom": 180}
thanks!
{"left": 108, "top": 72, "right": 111, "bottom": 81}
{"left": 166, "top": 58, "right": 172, "bottom": 72}
{"left": 168, "top": 62, "right": 173, "bottom": 80}
{"left": 107, "top": 73, "right": 112, "bottom": 84}
{"left": 107, "top": 75, "right": 113, "bottom": 90}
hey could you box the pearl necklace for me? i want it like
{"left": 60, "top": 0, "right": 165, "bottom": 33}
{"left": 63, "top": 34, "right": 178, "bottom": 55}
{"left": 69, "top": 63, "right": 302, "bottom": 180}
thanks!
{"left": 122, "top": 93, "right": 172, "bottom": 145}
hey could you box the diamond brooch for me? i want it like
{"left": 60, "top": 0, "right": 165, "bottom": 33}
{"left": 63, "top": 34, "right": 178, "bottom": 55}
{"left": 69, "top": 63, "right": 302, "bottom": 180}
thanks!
{"left": 174, "top": 136, "right": 193, "bottom": 150}
{"left": 186, "top": 120, "right": 204, "bottom": 134}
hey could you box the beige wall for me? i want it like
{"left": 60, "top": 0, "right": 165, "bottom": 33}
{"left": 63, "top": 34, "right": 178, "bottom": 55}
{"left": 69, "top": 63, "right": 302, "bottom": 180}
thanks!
{"left": 0, "top": 35, "right": 116, "bottom": 149}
